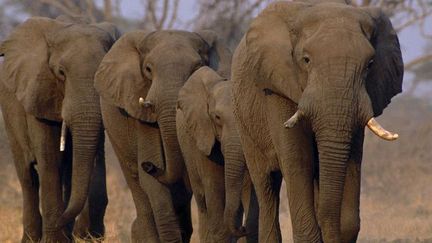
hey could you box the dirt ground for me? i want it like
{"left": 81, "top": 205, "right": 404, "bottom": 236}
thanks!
{"left": 1, "top": 95, "right": 431, "bottom": 242}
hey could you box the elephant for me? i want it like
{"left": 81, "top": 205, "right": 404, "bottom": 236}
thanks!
{"left": 176, "top": 66, "right": 259, "bottom": 243}
{"left": 230, "top": 1, "right": 403, "bottom": 242}
{"left": 94, "top": 30, "right": 231, "bottom": 242}
{"left": 0, "top": 16, "right": 119, "bottom": 242}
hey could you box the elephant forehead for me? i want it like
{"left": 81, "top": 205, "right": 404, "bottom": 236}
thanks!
{"left": 49, "top": 25, "right": 108, "bottom": 45}
{"left": 297, "top": 3, "right": 373, "bottom": 30}
{"left": 144, "top": 30, "right": 207, "bottom": 51}
{"left": 213, "top": 82, "right": 232, "bottom": 105}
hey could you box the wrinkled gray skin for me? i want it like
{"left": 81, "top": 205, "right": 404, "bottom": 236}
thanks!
{"left": 95, "top": 30, "right": 231, "bottom": 243}
{"left": 176, "top": 66, "right": 259, "bottom": 243}
{"left": 232, "top": 1, "right": 403, "bottom": 242}
{"left": 0, "top": 17, "right": 119, "bottom": 242}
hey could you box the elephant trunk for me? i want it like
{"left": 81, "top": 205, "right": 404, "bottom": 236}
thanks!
{"left": 222, "top": 137, "right": 247, "bottom": 237}
{"left": 309, "top": 87, "right": 355, "bottom": 242}
{"left": 150, "top": 87, "right": 185, "bottom": 185}
{"left": 57, "top": 106, "right": 103, "bottom": 227}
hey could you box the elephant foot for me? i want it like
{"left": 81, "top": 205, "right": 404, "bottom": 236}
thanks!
{"left": 21, "top": 233, "right": 41, "bottom": 243}
{"left": 41, "top": 230, "right": 71, "bottom": 243}
{"left": 141, "top": 161, "right": 163, "bottom": 177}
{"left": 231, "top": 226, "right": 248, "bottom": 238}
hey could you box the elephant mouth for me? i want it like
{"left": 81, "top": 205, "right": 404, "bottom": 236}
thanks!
{"left": 140, "top": 120, "right": 159, "bottom": 128}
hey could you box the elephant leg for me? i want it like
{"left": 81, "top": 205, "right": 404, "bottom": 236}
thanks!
{"left": 195, "top": 192, "right": 209, "bottom": 242}
{"left": 252, "top": 171, "right": 282, "bottom": 243}
{"left": 280, "top": 156, "right": 321, "bottom": 242}
{"left": 140, "top": 171, "right": 183, "bottom": 243}
{"left": 13, "top": 155, "right": 42, "bottom": 242}
{"left": 101, "top": 101, "right": 160, "bottom": 242}
{"left": 113, "top": 150, "right": 159, "bottom": 243}
{"left": 2, "top": 102, "right": 42, "bottom": 242}
{"left": 340, "top": 159, "right": 361, "bottom": 243}
{"left": 242, "top": 175, "right": 259, "bottom": 243}
{"left": 108, "top": 134, "right": 159, "bottom": 242}
{"left": 202, "top": 161, "right": 231, "bottom": 243}
{"left": 121, "top": 164, "right": 159, "bottom": 243}
{"left": 75, "top": 136, "right": 108, "bottom": 239}
{"left": 27, "top": 116, "right": 69, "bottom": 242}
{"left": 185, "top": 158, "right": 208, "bottom": 242}
{"left": 241, "top": 135, "right": 282, "bottom": 243}
{"left": 172, "top": 179, "right": 193, "bottom": 243}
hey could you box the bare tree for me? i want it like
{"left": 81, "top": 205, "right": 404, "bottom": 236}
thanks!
{"left": 193, "top": 0, "right": 271, "bottom": 49}
{"left": 141, "top": 0, "right": 180, "bottom": 30}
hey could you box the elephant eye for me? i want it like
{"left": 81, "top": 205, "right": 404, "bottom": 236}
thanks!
{"left": 303, "top": 56, "right": 310, "bottom": 64}
{"left": 145, "top": 66, "right": 152, "bottom": 73}
{"left": 144, "top": 63, "right": 153, "bottom": 80}
{"left": 215, "top": 115, "right": 221, "bottom": 120}
{"left": 57, "top": 67, "right": 66, "bottom": 81}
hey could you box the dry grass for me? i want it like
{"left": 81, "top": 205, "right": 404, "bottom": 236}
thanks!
{"left": 1, "top": 95, "right": 432, "bottom": 242}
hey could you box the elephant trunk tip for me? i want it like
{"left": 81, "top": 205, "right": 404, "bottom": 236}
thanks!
{"left": 56, "top": 205, "right": 84, "bottom": 228}
{"left": 229, "top": 225, "right": 248, "bottom": 238}
{"left": 224, "top": 210, "right": 248, "bottom": 238}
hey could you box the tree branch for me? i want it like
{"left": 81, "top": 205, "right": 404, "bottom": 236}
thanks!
{"left": 405, "top": 54, "right": 432, "bottom": 70}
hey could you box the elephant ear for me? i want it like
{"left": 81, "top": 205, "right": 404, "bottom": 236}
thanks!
{"left": 364, "top": 8, "right": 403, "bottom": 117}
{"left": 245, "top": 2, "right": 307, "bottom": 104}
{"left": 91, "top": 22, "right": 122, "bottom": 46}
{"left": 0, "top": 17, "right": 65, "bottom": 121}
{"left": 177, "top": 66, "right": 223, "bottom": 155}
{"left": 95, "top": 31, "right": 151, "bottom": 120}
{"left": 196, "top": 30, "right": 232, "bottom": 78}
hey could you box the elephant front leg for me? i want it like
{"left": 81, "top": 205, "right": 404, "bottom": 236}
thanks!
{"left": 7, "top": 138, "right": 42, "bottom": 242}
{"left": 280, "top": 144, "right": 321, "bottom": 242}
{"left": 27, "top": 117, "right": 70, "bottom": 242}
{"left": 14, "top": 160, "right": 42, "bottom": 243}
{"left": 253, "top": 172, "right": 283, "bottom": 243}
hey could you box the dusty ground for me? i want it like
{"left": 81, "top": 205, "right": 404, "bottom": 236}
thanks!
{"left": 1, "top": 95, "right": 431, "bottom": 242}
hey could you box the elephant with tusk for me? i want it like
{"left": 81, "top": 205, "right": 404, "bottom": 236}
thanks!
{"left": 231, "top": 0, "right": 403, "bottom": 242}
{"left": 0, "top": 16, "right": 119, "bottom": 242}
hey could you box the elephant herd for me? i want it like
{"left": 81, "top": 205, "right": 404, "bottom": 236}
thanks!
{"left": 0, "top": 1, "right": 403, "bottom": 243}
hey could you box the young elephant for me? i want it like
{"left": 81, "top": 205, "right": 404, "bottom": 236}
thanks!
{"left": 176, "top": 67, "right": 258, "bottom": 243}
{"left": 0, "top": 17, "right": 119, "bottom": 242}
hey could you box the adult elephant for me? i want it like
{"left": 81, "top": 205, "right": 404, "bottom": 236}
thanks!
{"left": 94, "top": 30, "right": 231, "bottom": 242}
{"left": 0, "top": 17, "right": 119, "bottom": 242}
{"left": 176, "top": 66, "right": 259, "bottom": 243}
{"left": 231, "top": 1, "right": 403, "bottom": 242}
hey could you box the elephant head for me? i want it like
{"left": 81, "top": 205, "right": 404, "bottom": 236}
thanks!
{"left": 95, "top": 30, "right": 231, "bottom": 184}
{"left": 177, "top": 67, "right": 247, "bottom": 237}
{"left": 244, "top": 1, "right": 403, "bottom": 241}
{"left": 0, "top": 17, "right": 119, "bottom": 227}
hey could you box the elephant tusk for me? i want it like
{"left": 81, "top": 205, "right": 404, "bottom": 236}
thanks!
{"left": 60, "top": 121, "right": 67, "bottom": 151}
{"left": 139, "top": 97, "right": 145, "bottom": 106}
{"left": 284, "top": 110, "right": 303, "bottom": 128}
{"left": 366, "top": 118, "right": 399, "bottom": 141}
{"left": 139, "top": 97, "right": 153, "bottom": 108}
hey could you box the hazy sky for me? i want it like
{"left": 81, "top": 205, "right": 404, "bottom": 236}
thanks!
{"left": 113, "top": 1, "right": 431, "bottom": 64}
